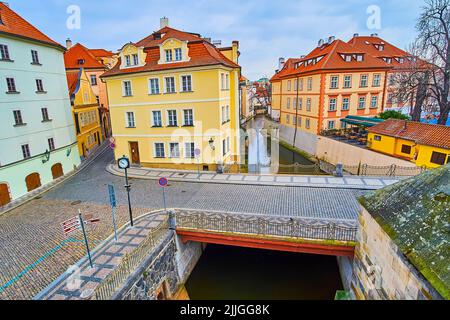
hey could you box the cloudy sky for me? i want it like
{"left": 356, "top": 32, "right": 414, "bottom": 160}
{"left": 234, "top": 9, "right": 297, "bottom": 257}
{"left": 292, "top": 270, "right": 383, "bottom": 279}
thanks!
{"left": 10, "top": 0, "right": 425, "bottom": 80}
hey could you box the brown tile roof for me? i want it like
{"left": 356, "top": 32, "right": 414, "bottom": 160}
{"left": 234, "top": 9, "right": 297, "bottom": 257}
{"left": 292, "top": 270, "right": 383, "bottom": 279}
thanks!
{"left": 368, "top": 119, "right": 450, "bottom": 149}
{"left": 271, "top": 39, "right": 391, "bottom": 81}
{"left": 90, "top": 49, "right": 114, "bottom": 57}
{"left": 102, "top": 26, "right": 239, "bottom": 78}
{"left": 0, "top": 2, "right": 63, "bottom": 49}
{"left": 64, "top": 43, "right": 106, "bottom": 70}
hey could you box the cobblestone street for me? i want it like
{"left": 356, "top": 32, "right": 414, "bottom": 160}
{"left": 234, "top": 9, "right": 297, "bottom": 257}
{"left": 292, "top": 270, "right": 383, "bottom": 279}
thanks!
{"left": 0, "top": 149, "right": 366, "bottom": 300}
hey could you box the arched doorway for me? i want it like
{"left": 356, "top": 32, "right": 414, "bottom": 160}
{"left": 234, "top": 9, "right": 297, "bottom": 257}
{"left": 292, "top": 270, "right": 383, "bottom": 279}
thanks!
{"left": 25, "top": 173, "right": 41, "bottom": 192}
{"left": 0, "top": 183, "right": 11, "bottom": 206}
{"left": 51, "top": 163, "right": 64, "bottom": 179}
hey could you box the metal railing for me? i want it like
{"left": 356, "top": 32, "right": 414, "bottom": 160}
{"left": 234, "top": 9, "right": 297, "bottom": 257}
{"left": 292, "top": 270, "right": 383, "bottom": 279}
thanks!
{"left": 93, "top": 217, "right": 169, "bottom": 300}
{"left": 175, "top": 210, "right": 357, "bottom": 242}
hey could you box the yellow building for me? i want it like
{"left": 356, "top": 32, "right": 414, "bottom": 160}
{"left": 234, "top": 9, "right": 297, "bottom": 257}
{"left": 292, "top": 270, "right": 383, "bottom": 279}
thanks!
{"left": 270, "top": 37, "right": 391, "bottom": 135}
{"left": 101, "top": 18, "right": 241, "bottom": 171}
{"left": 367, "top": 119, "right": 450, "bottom": 168}
{"left": 67, "top": 68, "right": 103, "bottom": 159}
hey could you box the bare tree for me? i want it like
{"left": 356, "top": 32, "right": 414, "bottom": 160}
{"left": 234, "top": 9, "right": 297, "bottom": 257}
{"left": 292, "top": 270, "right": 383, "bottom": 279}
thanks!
{"left": 416, "top": 0, "right": 450, "bottom": 125}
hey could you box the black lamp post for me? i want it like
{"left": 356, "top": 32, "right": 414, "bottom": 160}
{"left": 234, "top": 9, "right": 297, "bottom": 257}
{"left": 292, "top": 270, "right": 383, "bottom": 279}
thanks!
{"left": 118, "top": 155, "right": 134, "bottom": 227}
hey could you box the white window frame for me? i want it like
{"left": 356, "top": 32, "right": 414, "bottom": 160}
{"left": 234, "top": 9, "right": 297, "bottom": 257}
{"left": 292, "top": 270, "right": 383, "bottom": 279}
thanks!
{"left": 148, "top": 78, "right": 160, "bottom": 95}
{"left": 371, "top": 95, "right": 378, "bottom": 108}
{"left": 329, "top": 98, "right": 337, "bottom": 111}
{"left": 48, "top": 137, "right": 55, "bottom": 151}
{"left": 330, "top": 76, "right": 339, "bottom": 89}
{"left": 342, "top": 97, "right": 350, "bottom": 110}
{"left": 152, "top": 110, "right": 162, "bottom": 127}
{"left": 183, "top": 108, "right": 194, "bottom": 126}
{"left": 125, "top": 111, "right": 135, "bottom": 128}
{"left": 343, "top": 75, "right": 352, "bottom": 88}
{"left": 360, "top": 74, "right": 368, "bottom": 87}
{"left": 164, "top": 76, "right": 176, "bottom": 93}
{"left": 174, "top": 48, "right": 182, "bottom": 61}
{"left": 167, "top": 109, "right": 178, "bottom": 126}
{"left": 154, "top": 142, "right": 165, "bottom": 158}
{"left": 184, "top": 142, "right": 195, "bottom": 158}
{"left": 122, "top": 80, "right": 132, "bottom": 96}
{"left": 165, "top": 49, "right": 172, "bottom": 62}
{"left": 21, "top": 144, "right": 31, "bottom": 159}
{"left": 169, "top": 142, "right": 180, "bottom": 158}
{"left": 373, "top": 74, "right": 381, "bottom": 87}
{"left": 132, "top": 53, "right": 139, "bottom": 66}
{"left": 180, "top": 74, "right": 193, "bottom": 92}
{"left": 307, "top": 77, "right": 313, "bottom": 91}
{"left": 358, "top": 96, "right": 366, "bottom": 109}
{"left": 306, "top": 98, "right": 311, "bottom": 111}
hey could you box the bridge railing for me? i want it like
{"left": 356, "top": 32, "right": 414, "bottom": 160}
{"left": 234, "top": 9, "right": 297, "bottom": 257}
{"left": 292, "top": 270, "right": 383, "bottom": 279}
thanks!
{"left": 93, "top": 216, "right": 169, "bottom": 300}
{"left": 175, "top": 210, "right": 357, "bottom": 242}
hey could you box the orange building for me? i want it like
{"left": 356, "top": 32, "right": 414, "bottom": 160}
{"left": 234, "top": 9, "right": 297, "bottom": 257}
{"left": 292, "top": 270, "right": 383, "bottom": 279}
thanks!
{"left": 64, "top": 41, "right": 116, "bottom": 138}
{"left": 271, "top": 37, "right": 392, "bottom": 135}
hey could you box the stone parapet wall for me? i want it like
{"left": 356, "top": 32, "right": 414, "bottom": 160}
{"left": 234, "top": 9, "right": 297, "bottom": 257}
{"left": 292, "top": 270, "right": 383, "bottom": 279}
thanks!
{"left": 175, "top": 235, "right": 204, "bottom": 284}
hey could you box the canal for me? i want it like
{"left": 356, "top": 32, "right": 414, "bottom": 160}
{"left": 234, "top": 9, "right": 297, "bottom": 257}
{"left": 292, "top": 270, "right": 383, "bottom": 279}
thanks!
{"left": 185, "top": 244, "right": 343, "bottom": 300}
{"left": 244, "top": 116, "right": 322, "bottom": 174}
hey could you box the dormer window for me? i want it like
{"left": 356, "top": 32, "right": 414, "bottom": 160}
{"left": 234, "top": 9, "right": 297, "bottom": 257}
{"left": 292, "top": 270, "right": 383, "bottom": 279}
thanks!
{"left": 132, "top": 53, "right": 138, "bottom": 65}
{"left": 77, "top": 59, "right": 85, "bottom": 65}
{"left": 383, "top": 57, "right": 392, "bottom": 64}
{"left": 125, "top": 55, "right": 131, "bottom": 67}
{"left": 374, "top": 44, "right": 384, "bottom": 51}
{"left": 355, "top": 54, "right": 364, "bottom": 62}
{"left": 165, "top": 49, "right": 173, "bottom": 62}
{"left": 344, "top": 55, "right": 351, "bottom": 62}
{"left": 396, "top": 57, "right": 404, "bottom": 64}
{"left": 175, "top": 48, "right": 182, "bottom": 61}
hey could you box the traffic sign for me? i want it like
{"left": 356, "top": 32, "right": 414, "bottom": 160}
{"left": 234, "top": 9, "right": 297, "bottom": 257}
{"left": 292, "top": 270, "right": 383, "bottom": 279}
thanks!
{"left": 61, "top": 216, "right": 80, "bottom": 235}
{"left": 110, "top": 143, "right": 116, "bottom": 149}
{"left": 194, "top": 148, "right": 201, "bottom": 158}
{"left": 159, "top": 177, "right": 168, "bottom": 187}
{"left": 108, "top": 184, "right": 117, "bottom": 208}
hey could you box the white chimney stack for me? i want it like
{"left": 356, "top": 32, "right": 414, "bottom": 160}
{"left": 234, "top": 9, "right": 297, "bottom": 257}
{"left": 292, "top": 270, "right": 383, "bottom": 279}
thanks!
{"left": 66, "top": 38, "right": 72, "bottom": 49}
{"left": 160, "top": 17, "right": 169, "bottom": 28}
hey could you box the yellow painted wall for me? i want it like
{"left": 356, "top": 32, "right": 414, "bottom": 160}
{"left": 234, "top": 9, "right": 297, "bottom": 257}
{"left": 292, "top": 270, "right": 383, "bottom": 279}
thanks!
{"left": 367, "top": 133, "right": 397, "bottom": 155}
{"left": 416, "top": 145, "right": 450, "bottom": 168}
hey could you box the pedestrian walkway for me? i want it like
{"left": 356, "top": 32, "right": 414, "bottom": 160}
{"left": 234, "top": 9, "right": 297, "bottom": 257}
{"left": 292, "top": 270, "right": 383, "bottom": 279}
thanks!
{"left": 35, "top": 210, "right": 167, "bottom": 300}
{"left": 106, "top": 164, "right": 402, "bottom": 190}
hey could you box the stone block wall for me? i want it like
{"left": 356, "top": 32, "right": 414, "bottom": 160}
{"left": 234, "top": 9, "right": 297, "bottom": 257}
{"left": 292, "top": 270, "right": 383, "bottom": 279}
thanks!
{"left": 175, "top": 234, "right": 204, "bottom": 284}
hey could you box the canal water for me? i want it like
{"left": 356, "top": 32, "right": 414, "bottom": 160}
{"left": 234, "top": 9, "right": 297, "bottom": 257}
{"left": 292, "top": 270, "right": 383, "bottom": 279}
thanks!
{"left": 185, "top": 244, "right": 343, "bottom": 300}
{"left": 244, "top": 116, "right": 320, "bottom": 174}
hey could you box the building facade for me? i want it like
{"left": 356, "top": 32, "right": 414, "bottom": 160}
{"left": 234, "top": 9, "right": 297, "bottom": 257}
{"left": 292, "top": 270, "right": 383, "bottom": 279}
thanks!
{"left": 367, "top": 119, "right": 450, "bottom": 168}
{"left": 102, "top": 19, "right": 241, "bottom": 171}
{"left": 0, "top": 2, "right": 80, "bottom": 206}
{"left": 271, "top": 37, "right": 391, "bottom": 136}
{"left": 67, "top": 68, "right": 103, "bottom": 159}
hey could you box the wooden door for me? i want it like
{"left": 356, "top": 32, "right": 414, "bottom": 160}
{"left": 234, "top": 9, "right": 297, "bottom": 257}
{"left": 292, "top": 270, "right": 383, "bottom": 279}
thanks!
{"left": 25, "top": 173, "right": 41, "bottom": 192}
{"left": 0, "top": 183, "right": 11, "bottom": 206}
{"left": 129, "top": 142, "right": 140, "bottom": 164}
{"left": 51, "top": 163, "right": 64, "bottom": 179}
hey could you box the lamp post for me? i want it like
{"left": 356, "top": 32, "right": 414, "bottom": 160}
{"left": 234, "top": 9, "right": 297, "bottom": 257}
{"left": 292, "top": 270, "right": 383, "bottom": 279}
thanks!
{"left": 118, "top": 155, "right": 134, "bottom": 227}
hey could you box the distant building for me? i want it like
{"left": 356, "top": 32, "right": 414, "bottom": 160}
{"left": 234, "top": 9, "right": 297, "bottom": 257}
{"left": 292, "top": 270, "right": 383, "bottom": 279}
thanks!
{"left": 353, "top": 165, "right": 449, "bottom": 299}
{"left": 367, "top": 119, "right": 450, "bottom": 168}
{"left": 0, "top": 2, "right": 80, "bottom": 206}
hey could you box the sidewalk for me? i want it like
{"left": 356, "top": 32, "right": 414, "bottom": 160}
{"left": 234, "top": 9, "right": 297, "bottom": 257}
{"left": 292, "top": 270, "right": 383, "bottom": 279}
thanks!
{"left": 106, "top": 164, "right": 402, "bottom": 190}
{"left": 35, "top": 210, "right": 167, "bottom": 300}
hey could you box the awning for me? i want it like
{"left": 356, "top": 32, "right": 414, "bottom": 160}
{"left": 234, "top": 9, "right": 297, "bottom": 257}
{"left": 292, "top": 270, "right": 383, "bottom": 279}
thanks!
{"left": 340, "top": 116, "right": 384, "bottom": 127}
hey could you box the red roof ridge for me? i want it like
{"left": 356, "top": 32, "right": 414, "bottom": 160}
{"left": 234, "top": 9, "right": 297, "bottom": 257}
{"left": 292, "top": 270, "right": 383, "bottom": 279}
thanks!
{"left": 65, "top": 43, "right": 105, "bottom": 69}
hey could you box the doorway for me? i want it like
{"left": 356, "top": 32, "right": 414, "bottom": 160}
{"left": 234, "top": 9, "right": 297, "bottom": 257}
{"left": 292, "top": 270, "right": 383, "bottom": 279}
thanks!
{"left": 129, "top": 141, "right": 140, "bottom": 164}
{"left": 25, "top": 173, "right": 41, "bottom": 192}
{"left": 51, "top": 163, "right": 64, "bottom": 179}
{"left": 0, "top": 183, "right": 11, "bottom": 206}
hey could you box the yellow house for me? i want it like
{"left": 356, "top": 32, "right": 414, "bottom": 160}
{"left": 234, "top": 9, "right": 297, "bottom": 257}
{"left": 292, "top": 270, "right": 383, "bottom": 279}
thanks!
{"left": 367, "top": 119, "right": 450, "bottom": 168}
{"left": 67, "top": 68, "right": 103, "bottom": 159}
{"left": 101, "top": 18, "right": 241, "bottom": 171}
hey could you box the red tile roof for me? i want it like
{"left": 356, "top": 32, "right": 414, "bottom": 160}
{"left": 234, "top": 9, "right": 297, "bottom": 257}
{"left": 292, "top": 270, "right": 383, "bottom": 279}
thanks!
{"left": 102, "top": 26, "right": 239, "bottom": 78}
{"left": 66, "top": 70, "right": 80, "bottom": 95}
{"left": 64, "top": 43, "right": 106, "bottom": 70}
{"left": 368, "top": 119, "right": 450, "bottom": 149}
{"left": 90, "top": 48, "right": 115, "bottom": 57}
{"left": 0, "top": 2, "right": 63, "bottom": 49}
{"left": 271, "top": 39, "right": 391, "bottom": 81}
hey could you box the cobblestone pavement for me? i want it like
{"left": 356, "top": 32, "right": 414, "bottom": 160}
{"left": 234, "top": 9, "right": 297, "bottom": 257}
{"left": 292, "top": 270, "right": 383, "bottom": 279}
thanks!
{"left": 0, "top": 149, "right": 368, "bottom": 300}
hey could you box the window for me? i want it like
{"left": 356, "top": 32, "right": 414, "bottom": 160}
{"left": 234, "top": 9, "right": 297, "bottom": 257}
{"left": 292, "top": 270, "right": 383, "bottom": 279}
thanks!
{"left": 6, "top": 77, "right": 17, "bottom": 92}
{"left": 165, "top": 77, "right": 175, "bottom": 93}
{"left": 132, "top": 53, "right": 139, "bottom": 66}
{"left": 31, "top": 50, "right": 40, "bottom": 64}
{"left": 169, "top": 143, "right": 180, "bottom": 158}
{"left": 374, "top": 135, "right": 382, "bottom": 141}
{"left": 293, "top": 98, "right": 297, "bottom": 110}
{"left": 225, "top": 74, "right": 229, "bottom": 90}
{"left": 154, "top": 143, "right": 165, "bottom": 158}
{"left": 344, "top": 75, "right": 352, "bottom": 88}
{"left": 286, "top": 114, "right": 290, "bottom": 124}
{"left": 342, "top": 97, "right": 350, "bottom": 110}
{"left": 123, "top": 81, "right": 132, "bottom": 96}
{"left": 0, "top": 44, "right": 10, "bottom": 60}
{"left": 373, "top": 74, "right": 381, "bottom": 87}
{"left": 298, "top": 98, "right": 303, "bottom": 110}
{"left": 221, "top": 73, "right": 225, "bottom": 90}
{"left": 90, "top": 74, "right": 97, "bottom": 86}
{"left": 306, "top": 98, "right": 311, "bottom": 111}
{"left": 165, "top": 49, "right": 172, "bottom": 62}
{"left": 48, "top": 138, "right": 55, "bottom": 151}
{"left": 358, "top": 96, "right": 366, "bottom": 109}
{"left": 226, "top": 105, "right": 230, "bottom": 121}
{"left": 125, "top": 55, "right": 131, "bottom": 67}
{"left": 305, "top": 118, "right": 310, "bottom": 129}
{"left": 299, "top": 78, "right": 303, "bottom": 91}
{"left": 297, "top": 116, "right": 302, "bottom": 127}
{"left": 13, "top": 110, "right": 23, "bottom": 125}
{"left": 401, "top": 144, "right": 411, "bottom": 154}
{"left": 181, "top": 75, "right": 192, "bottom": 92}
{"left": 222, "top": 139, "right": 227, "bottom": 156}
{"left": 175, "top": 48, "right": 182, "bottom": 61}
{"left": 328, "top": 120, "right": 335, "bottom": 129}
{"left": 77, "top": 59, "right": 85, "bottom": 65}
{"left": 330, "top": 76, "right": 339, "bottom": 89}
{"left": 152, "top": 110, "right": 162, "bottom": 127}
{"left": 371, "top": 95, "right": 378, "bottom": 108}
{"left": 307, "top": 77, "right": 313, "bottom": 91}
{"left": 430, "top": 151, "right": 448, "bottom": 165}
{"left": 389, "top": 74, "right": 395, "bottom": 86}
{"left": 41, "top": 108, "right": 50, "bottom": 121}
{"left": 293, "top": 116, "right": 297, "bottom": 125}
{"left": 167, "top": 110, "right": 177, "bottom": 126}
{"left": 287, "top": 80, "right": 291, "bottom": 91}
{"left": 126, "top": 111, "right": 135, "bottom": 127}
{"left": 183, "top": 109, "right": 193, "bottom": 126}
{"left": 360, "top": 74, "right": 368, "bottom": 87}
{"left": 21, "top": 144, "right": 31, "bottom": 159}
{"left": 294, "top": 79, "right": 298, "bottom": 91}
{"left": 185, "top": 142, "right": 195, "bottom": 158}
{"left": 329, "top": 98, "right": 337, "bottom": 111}
{"left": 149, "top": 78, "right": 159, "bottom": 94}
{"left": 286, "top": 97, "right": 291, "bottom": 109}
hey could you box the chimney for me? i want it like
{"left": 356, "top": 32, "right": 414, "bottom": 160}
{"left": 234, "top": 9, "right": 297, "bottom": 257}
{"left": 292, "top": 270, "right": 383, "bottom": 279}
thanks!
{"left": 278, "top": 57, "right": 285, "bottom": 70}
{"left": 160, "top": 16, "right": 169, "bottom": 28}
{"left": 66, "top": 38, "right": 72, "bottom": 49}
{"left": 353, "top": 33, "right": 359, "bottom": 37}
{"left": 328, "top": 36, "right": 335, "bottom": 44}
{"left": 371, "top": 33, "right": 378, "bottom": 37}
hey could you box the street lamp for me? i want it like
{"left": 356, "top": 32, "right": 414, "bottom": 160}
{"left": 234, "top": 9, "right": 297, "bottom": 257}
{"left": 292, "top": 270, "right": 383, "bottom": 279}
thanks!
{"left": 118, "top": 155, "right": 134, "bottom": 227}
{"left": 208, "top": 138, "right": 215, "bottom": 150}
{"left": 42, "top": 149, "right": 50, "bottom": 163}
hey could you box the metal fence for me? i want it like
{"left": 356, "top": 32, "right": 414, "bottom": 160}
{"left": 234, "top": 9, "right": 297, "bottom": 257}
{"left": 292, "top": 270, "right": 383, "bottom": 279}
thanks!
{"left": 175, "top": 210, "right": 357, "bottom": 242}
{"left": 93, "top": 217, "right": 169, "bottom": 300}
{"left": 318, "top": 161, "right": 426, "bottom": 177}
